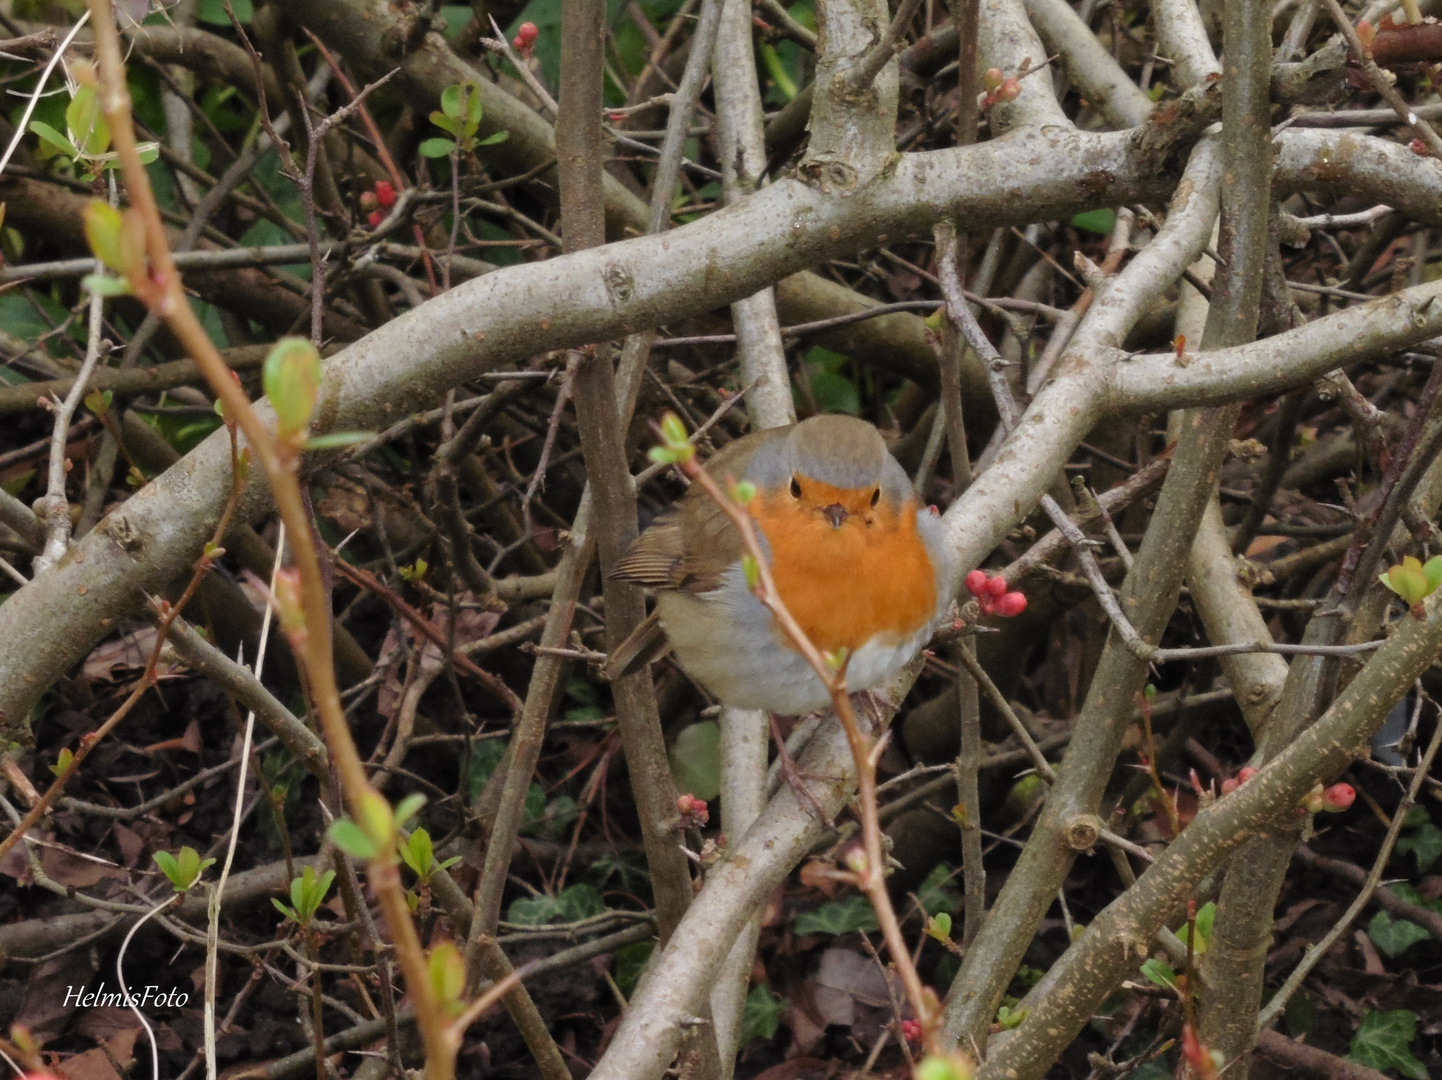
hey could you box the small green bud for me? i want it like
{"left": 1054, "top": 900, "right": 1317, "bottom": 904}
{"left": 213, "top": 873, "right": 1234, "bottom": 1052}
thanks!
{"left": 84, "top": 201, "right": 126, "bottom": 273}
{"left": 357, "top": 789, "right": 398, "bottom": 855}
{"left": 659, "top": 411, "right": 689, "bottom": 449}
{"left": 263, "top": 338, "right": 323, "bottom": 440}
{"left": 742, "top": 554, "right": 760, "bottom": 591}
{"left": 428, "top": 942, "right": 466, "bottom": 1015}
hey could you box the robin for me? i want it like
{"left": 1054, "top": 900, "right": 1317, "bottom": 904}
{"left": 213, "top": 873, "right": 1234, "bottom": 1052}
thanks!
{"left": 605, "top": 414, "right": 955, "bottom": 714}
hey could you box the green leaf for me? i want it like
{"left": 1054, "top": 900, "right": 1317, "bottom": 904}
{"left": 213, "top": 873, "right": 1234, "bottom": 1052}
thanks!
{"left": 303, "top": 431, "right": 373, "bottom": 450}
{"left": 1140, "top": 958, "right": 1178, "bottom": 991}
{"left": 440, "top": 84, "right": 464, "bottom": 119}
{"left": 555, "top": 882, "right": 605, "bottom": 921}
{"left": 1348, "top": 1010, "right": 1427, "bottom": 1080}
{"left": 739, "top": 984, "right": 783, "bottom": 1046}
{"left": 399, "top": 827, "right": 436, "bottom": 879}
{"left": 152, "top": 850, "right": 180, "bottom": 884}
{"left": 196, "top": 0, "right": 252, "bottom": 24}
{"left": 81, "top": 274, "right": 132, "bottom": 298}
{"left": 996, "top": 1005, "right": 1028, "bottom": 1030}
{"left": 927, "top": 912, "right": 953, "bottom": 942}
{"left": 66, "top": 84, "right": 109, "bottom": 158}
{"left": 794, "top": 895, "right": 879, "bottom": 935}
{"left": 1424, "top": 555, "right": 1442, "bottom": 595}
{"left": 393, "top": 793, "right": 427, "bottom": 829}
{"left": 477, "top": 130, "right": 508, "bottom": 146}
{"left": 1071, "top": 208, "right": 1117, "bottom": 235}
{"left": 29, "top": 119, "right": 77, "bottom": 158}
{"left": 418, "top": 137, "right": 457, "bottom": 158}
{"left": 508, "top": 893, "right": 565, "bottom": 925}
{"left": 83, "top": 201, "right": 126, "bottom": 272}
{"left": 1381, "top": 556, "right": 1432, "bottom": 605}
{"left": 507, "top": 883, "right": 605, "bottom": 925}
{"left": 328, "top": 819, "right": 379, "bottom": 860}
{"left": 668, "top": 720, "right": 720, "bottom": 802}
{"left": 1176, "top": 901, "right": 1216, "bottom": 955}
{"left": 1368, "top": 911, "right": 1430, "bottom": 958}
{"left": 271, "top": 898, "right": 298, "bottom": 921}
{"left": 613, "top": 940, "right": 654, "bottom": 995}
{"left": 1397, "top": 816, "right": 1442, "bottom": 872}
{"left": 917, "top": 864, "right": 962, "bottom": 918}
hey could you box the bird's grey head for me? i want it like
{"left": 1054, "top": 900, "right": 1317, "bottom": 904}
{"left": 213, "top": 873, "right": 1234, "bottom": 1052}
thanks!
{"left": 785, "top": 414, "right": 888, "bottom": 490}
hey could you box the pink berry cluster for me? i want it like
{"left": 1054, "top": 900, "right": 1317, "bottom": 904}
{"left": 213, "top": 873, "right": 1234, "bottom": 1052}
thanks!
{"left": 900, "top": 1018, "right": 923, "bottom": 1044}
{"left": 1219, "top": 767, "right": 1355, "bottom": 813}
{"left": 512, "top": 21, "right": 539, "bottom": 58}
{"left": 964, "top": 570, "right": 1027, "bottom": 617}
{"left": 359, "top": 180, "right": 397, "bottom": 229}
{"left": 1218, "top": 766, "right": 1257, "bottom": 796}
{"left": 676, "top": 793, "right": 709, "bottom": 829}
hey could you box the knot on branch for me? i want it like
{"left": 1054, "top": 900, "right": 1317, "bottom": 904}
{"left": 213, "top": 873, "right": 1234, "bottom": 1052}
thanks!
{"left": 1129, "top": 76, "right": 1223, "bottom": 172}
{"left": 1064, "top": 814, "right": 1104, "bottom": 851}
{"left": 799, "top": 158, "right": 860, "bottom": 194}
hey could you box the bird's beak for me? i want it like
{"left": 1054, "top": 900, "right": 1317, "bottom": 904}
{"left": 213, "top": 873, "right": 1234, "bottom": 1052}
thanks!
{"left": 821, "top": 503, "right": 849, "bottom": 528}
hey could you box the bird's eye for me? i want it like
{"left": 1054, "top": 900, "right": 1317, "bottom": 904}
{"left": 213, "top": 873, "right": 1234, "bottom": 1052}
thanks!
{"left": 789, "top": 476, "right": 802, "bottom": 499}
{"left": 870, "top": 487, "right": 881, "bottom": 507}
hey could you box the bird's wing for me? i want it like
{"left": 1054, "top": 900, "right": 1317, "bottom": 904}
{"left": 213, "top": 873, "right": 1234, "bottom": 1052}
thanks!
{"left": 603, "top": 610, "right": 671, "bottom": 682}
{"left": 611, "top": 425, "right": 790, "bottom": 594}
{"left": 610, "top": 512, "right": 687, "bottom": 587}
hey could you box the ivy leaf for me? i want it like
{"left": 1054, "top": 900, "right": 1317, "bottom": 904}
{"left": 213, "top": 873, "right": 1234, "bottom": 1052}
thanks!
{"left": 1367, "top": 911, "right": 1429, "bottom": 958}
{"left": 739, "top": 985, "right": 784, "bottom": 1046}
{"left": 793, "top": 895, "right": 880, "bottom": 935}
{"left": 1397, "top": 815, "right": 1442, "bottom": 873}
{"left": 1348, "top": 1010, "right": 1427, "bottom": 1080}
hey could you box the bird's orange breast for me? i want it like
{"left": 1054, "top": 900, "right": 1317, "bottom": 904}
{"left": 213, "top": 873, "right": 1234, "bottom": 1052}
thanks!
{"left": 750, "top": 485, "right": 937, "bottom": 656}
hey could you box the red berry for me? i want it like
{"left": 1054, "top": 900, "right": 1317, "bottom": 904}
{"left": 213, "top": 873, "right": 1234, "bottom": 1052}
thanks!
{"left": 965, "top": 570, "right": 989, "bottom": 596}
{"left": 367, "top": 209, "right": 384, "bottom": 228}
{"left": 996, "top": 591, "right": 1027, "bottom": 617}
{"left": 1321, "top": 783, "right": 1355, "bottom": 812}
{"left": 900, "top": 1019, "right": 922, "bottom": 1043}
{"left": 1220, "top": 778, "right": 1239, "bottom": 795}
{"left": 513, "top": 21, "right": 539, "bottom": 56}
{"left": 986, "top": 575, "right": 1009, "bottom": 599}
{"left": 1237, "top": 766, "right": 1258, "bottom": 783}
{"left": 374, "top": 180, "right": 396, "bottom": 208}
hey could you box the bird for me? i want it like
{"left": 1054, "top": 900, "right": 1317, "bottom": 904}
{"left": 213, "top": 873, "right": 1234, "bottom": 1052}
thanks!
{"left": 605, "top": 414, "right": 955, "bottom": 715}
